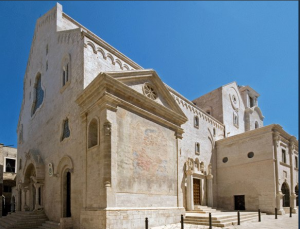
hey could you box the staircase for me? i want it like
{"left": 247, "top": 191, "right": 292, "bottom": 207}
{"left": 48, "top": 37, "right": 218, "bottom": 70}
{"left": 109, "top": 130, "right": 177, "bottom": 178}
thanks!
{"left": 0, "top": 210, "right": 48, "bottom": 229}
{"left": 191, "top": 205, "right": 220, "bottom": 213}
{"left": 185, "top": 206, "right": 264, "bottom": 227}
{"left": 35, "top": 221, "right": 60, "bottom": 229}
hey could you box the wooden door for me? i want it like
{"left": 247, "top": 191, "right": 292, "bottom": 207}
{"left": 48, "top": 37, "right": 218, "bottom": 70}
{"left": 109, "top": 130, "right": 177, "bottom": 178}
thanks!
{"left": 193, "top": 179, "right": 201, "bottom": 205}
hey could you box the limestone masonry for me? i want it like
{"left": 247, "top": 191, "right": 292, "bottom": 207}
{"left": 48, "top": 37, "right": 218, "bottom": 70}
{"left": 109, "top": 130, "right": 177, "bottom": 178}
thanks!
{"left": 13, "top": 3, "right": 298, "bottom": 229}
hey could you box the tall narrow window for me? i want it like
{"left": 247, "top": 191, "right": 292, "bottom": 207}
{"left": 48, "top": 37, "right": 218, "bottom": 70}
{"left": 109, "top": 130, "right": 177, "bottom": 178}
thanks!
{"left": 63, "top": 64, "right": 69, "bottom": 86}
{"left": 282, "top": 149, "right": 286, "bottom": 164}
{"left": 194, "top": 116, "right": 199, "bottom": 128}
{"left": 62, "top": 54, "right": 71, "bottom": 88}
{"left": 233, "top": 111, "right": 239, "bottom": 128}
{"left": 46, "top": 44, "right": 48, "bottom": 55}
{"left": 32, "top": 73, "right": 44, "bottom": 116}
{"left": 61, "top": 119, "right": 70, "bottom": 141}
{"left": 255, "top": 121, "right": 259, "bottom": 129}
{"left": 88, "top": 119, "right": 98, "bottom": 148}
{"left": 249, "top": 96, "right": 254, "bottom": 107}
{"left": 195, "top": 143, "right": 200, "bottom": 155}
{"left": 295, "top": 156, "right": 298, "bottom": 169}
{"left": 213, "top": 128, "right": 216, "bottom": 136}
{"left": 46, "top": 61, "right": 48, "bottom": 71}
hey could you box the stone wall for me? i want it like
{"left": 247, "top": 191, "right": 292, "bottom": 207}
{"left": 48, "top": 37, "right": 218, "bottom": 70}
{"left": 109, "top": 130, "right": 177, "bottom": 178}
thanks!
{"left": 216, "top": 128, "right": 276, "bottom": 213}
{"left": 115, "top": 107, "right": 177, "bottom": 206}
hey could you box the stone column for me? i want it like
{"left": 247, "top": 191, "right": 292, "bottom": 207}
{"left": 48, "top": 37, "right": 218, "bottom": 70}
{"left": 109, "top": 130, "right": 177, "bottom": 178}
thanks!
{"left": 206, "top": 174, "right": 213, "bottom": 207}
{"left": 276, "top": 191, "right": 285, "bottom": 215}
{"left": 290, "top": 193, "right": 298, "bottom": 213}
{"left": 33, "top": 183, "right": 42, "bottom": 210}
{"left": 289, "top": 141, "right": 297, "bottom": 213}
{"left": 273, "top": 131, "right": 284, "bottom": 214}
{"left": 186, "top": 170, "right": 194, "bottom": 211}
{"left": 23, "top": 188, "right": 29, "bottom": 211}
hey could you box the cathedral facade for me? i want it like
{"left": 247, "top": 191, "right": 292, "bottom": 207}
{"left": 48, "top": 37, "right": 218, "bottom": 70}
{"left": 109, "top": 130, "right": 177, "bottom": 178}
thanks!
{"left": 16, "top": 4, "right": 298, "bottom": 229}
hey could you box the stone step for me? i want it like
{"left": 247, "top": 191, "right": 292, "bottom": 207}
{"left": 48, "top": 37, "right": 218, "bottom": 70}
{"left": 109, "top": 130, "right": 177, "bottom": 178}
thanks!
{"left": 35, "top": 221, "right": 60, "bottom": 229}
{"left": 0, "top": 211, "right": 48, "bottom": 229}
{"left": 184, "top": 212, "right": 265, "bottom": 227}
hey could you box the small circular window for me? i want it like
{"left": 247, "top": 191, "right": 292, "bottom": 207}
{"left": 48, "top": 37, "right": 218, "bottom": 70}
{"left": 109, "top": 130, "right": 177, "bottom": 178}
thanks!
{"left": 143, "top": 83, "right": 157, "bottom": 100}
{"left": 248, "top": 152, "right": 254, "bottom": 158}
{"left": 222, "top": 157, "right": 228, "bottom": 163}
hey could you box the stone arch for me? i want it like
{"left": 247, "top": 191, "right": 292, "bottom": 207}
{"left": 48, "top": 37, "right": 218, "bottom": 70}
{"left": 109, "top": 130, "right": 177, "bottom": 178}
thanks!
{"left": 22, "top": 150, "right": 45, "bottom": 183}
{"left": 253, "top": 106, "right": 264, "bottom": 120}
{"left": 281, "top": 182, "right": 290, "bottom": 207}
{"left": 115, "top": 59, "right": 123, "bottom": 69}
{"left": 55, "top": 155, "right": 74, "bottom": 177}
{"left": 106, "top": 53, "right": 115, "bottom": 64}
{"left": 123, "top": 64, "right": 129, "bottom": 70}
{"left": 56, "top": 155, "right": 74, "bottom": 218}
{"left": 86, "top": 41, "right": 97, "bottom": 54}
{"left": 97, "top": 47, "right": 106, "bottom": 59}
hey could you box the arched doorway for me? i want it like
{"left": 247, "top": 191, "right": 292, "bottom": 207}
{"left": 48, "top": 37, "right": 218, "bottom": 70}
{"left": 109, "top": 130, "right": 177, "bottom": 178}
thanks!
{"left": 295, "top": 185, "right": 298, "bottom": 206}
{"left": 24, "top": 164, "right": 36, "bottom": 211}
{"left": 281, "top": 182, "right": 290, "bottom": 207}
{"left": 63, "top": 170, "right": 71, "bottom": 217}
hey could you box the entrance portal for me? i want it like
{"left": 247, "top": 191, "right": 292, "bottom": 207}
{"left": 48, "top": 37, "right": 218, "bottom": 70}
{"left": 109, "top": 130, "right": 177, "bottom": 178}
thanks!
{"left": 281, "top": 182, "right": 290, "bottom": 207}
{"left": 193, "top": 179, "right": 201, "bottom": 205}
{"left": 234, "top": 195, "right": 245, "bottom": 210}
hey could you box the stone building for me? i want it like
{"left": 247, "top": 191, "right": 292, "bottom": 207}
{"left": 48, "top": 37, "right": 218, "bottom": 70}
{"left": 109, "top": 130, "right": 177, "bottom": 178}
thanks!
{"left": 0, "top": 144, "right": 17, "bottom": 216}
{"left": 14, "top": 3, "right": 298, "bottom": 229}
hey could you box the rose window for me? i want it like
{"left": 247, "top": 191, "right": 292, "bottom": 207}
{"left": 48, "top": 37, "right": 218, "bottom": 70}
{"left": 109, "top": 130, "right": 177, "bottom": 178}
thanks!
{"left": 143, "top": 83, "right": 157, "bottom": 100}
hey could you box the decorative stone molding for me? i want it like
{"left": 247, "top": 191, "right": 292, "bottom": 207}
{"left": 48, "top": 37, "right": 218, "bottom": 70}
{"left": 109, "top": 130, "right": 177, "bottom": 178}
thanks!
{"left": 273, "top": 131, "right": 281, "bottom": 147}
{"left": 83, "top": 39, "right": 136, "bottom": 71}
{"left": 104, "top": 122, "right": 112, "bottom": 136}
{"left": 170, "top": 92, "right": 224, "bottom": 131}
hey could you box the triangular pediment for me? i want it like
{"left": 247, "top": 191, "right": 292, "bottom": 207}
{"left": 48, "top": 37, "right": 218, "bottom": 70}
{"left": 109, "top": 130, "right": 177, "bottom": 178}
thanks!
{"left": 104, "top": 69, "right": 187, "bottom": 119}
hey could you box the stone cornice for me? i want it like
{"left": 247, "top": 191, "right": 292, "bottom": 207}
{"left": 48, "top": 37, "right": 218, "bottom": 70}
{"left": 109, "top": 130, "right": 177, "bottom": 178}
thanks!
{"left": 166, "top": 84, "right": 224, "bottom": 130}
{"left": 105, "top": 69, "right": 188, "bottom": 121}
{"left": 216, "top": 124, "right": 298, "bottom": 148}
{"left": 76, "top": 72, "right": 187, "bottom": 131}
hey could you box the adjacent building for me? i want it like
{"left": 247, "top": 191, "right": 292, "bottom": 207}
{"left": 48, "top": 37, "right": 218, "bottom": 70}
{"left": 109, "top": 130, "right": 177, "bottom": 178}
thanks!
{"left": 0, "top": 144, "right": 17, "bottom": 216}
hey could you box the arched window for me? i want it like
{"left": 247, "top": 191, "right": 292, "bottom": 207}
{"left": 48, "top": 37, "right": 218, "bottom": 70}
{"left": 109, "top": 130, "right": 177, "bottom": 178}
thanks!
{"left": 194, "top": 116, "right": 199, "bottom": 128}
{"left": 62, "top": 54, "right": 71, "bottom": 87}
{"left": 61, "top": 118, "right": 70, "bottom": 141}
{"left": 31, "top": 73, "right": 44, "bottom": 116}
{"left": 195, "top": 143, "right": 200, "bottom": 155}
{"left": 281, "top": 182, "right": 290, "bottom": 207}
{"left": 255, "top": 121, "right": 259, "bottom": 129}
{"left": 88, "top": 119, "right": 98, "bottom": 148}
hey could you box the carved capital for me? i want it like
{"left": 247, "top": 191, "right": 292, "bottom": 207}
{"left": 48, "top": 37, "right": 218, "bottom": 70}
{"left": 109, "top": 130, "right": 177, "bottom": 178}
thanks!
{"left": 273, "top": 131, "right": 281, "bottom": 147}
{"left": 104, "top": 122, "right": 111, "bottom": 136}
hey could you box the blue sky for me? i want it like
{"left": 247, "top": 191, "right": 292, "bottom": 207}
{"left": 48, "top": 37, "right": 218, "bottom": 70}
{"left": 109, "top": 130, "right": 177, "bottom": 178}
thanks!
{"left": 0, "top": 1, "right": 298, "bottom": 147}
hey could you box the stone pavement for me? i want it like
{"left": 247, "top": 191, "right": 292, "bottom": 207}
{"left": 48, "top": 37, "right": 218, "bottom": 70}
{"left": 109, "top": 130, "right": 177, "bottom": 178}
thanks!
{"left": 150, "top": 213, "right": 298, "bottom": 229}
